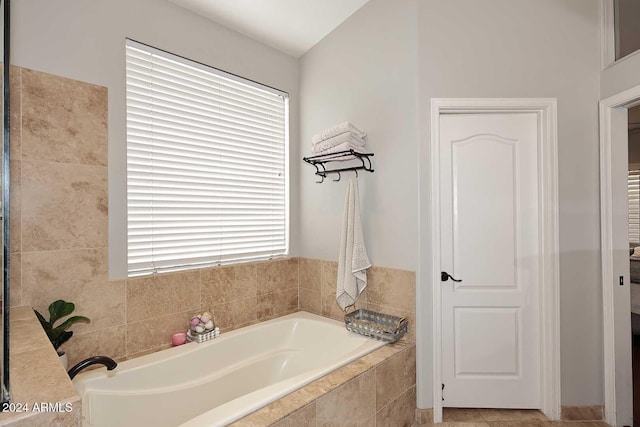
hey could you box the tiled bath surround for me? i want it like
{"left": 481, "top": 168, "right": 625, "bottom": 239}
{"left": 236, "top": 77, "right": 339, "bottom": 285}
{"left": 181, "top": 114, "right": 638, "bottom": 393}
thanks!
{"left": 9, "top": 65, "right": 420, "bottom": 425}
{"left": 231, "top": 343, "right": 416, "bottom": 427}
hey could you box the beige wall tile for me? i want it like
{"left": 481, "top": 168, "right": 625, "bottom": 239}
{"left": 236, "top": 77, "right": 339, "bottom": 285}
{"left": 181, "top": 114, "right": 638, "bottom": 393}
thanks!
{"left": 211, "top": 297, "right": 258, "bottom": 330}
{"left": 22, "top": 248, "right": 124, "bottom": 334}
{"left": 9, "top": 319, "right": 50, "bottom": 355}
{"left": 367, "top": 266, "right": 415, "bottom": 312}
{"left": 320, "top": 261, "right": 344, "bottom": 321}
{"left": 2, "top": 404, "right": 80, "bottom": 427}
{"left": 316, "top": 370, "right": 375, "bottom": 427}
{"left": 21, "top": 68, "right": 107, "bottom": 166}
{"left": 444, "top": 408, "right": 489, "bottom": 422}
{"left": 376, "top": 385, "right": 416, "bottom": 427}
{"left": 10, "top": 306, "right": 35, "bottom": 321}
{"left": 299, "top": 258, "right": 322, "bottom": 291}
{"left": 549, "top": 422, "right": 608, "bottom": 427}
{"left": 321, "top": 291, "right": 344, "bottom": 322}
{"left": 320, "top": 260, "right": 338, "bottom": 293}
{"left": 375, "top": 346, "right": 416, "bottom": 411}
{"left": 257, "top": 258, "right": 298, "bottom": 295}
{"left": 415, "top": 408, "right": 433, "bottom": 425}
{"left": 9, "top": 346, "right": 77, "bottom": 406}
{"left": 10, "top": 252, "right": 22, "bottom": 307}
{"left": 9, "top": 65, "right": 22, "bottom": 160}
{"left": 10, "top": 159, "right": 20, "bottom": 253}
{"left": 257, "top": 288, "right": 297, "bottom": 320}
{"left": 481, "top": 409, "right": 548, "bottom": 421}
{"left": 560, "top": 406, "right": 604, "bottom": 421}
{"left": 126, "top": 310, "right": 192, "bottom": 355}
{"left": 201, "top": 264, "right": 257, "bottom": 306}
{"left": 489, "top": 422, "right": 549, "bottom": 427}
{"left": 299, "top": 288, "right": 321, "bottom": 314}
{"left": 127, "top": 270, "right": 200, "bottom": 323}
{"left": 21, "top": 160, "right": 107, "bottom": 251}
{"left": 61, "top": 325, "right": 126, "bottom": 368}
{"left": 271, "top": 402, "right": 316, "bottom": 427}
{"left": 126, "top": 344, "right": 172, "bottom": 360}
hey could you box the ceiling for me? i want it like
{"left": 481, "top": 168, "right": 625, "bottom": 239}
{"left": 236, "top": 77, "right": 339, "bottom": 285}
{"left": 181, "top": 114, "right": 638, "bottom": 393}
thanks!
{"left": 169, "top": 0, "right": 370, "bottom": 58}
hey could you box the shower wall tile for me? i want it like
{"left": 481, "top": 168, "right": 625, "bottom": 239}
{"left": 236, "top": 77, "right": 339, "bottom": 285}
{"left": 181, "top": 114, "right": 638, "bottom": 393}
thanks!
{"left": 9, "top": 66, "right": 22, "bottom": 160}
{"left": 21, "top": 68, "right": 107, "bottom": 166}
{"left": 126, "top": 270, "right": 201, "bottom": 323}
{"left": 21, "top": 160, "right": 107, "bottom": 252}
{"left": 201, "top": 263, "right": 257, "bottom": 305}
{"left": 9, "top": 252, "right": 21, "bottom": 308}
{"left": 9, "top": 159, "right": 21, "bottom": 254}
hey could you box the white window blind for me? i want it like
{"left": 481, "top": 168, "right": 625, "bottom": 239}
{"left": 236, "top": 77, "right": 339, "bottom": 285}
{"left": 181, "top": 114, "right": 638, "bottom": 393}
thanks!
{"left": 126, "top": 40, "right": 289, "bottom": 276}
{"left": 630, "top": 170, "right": 640, "bottom": 244}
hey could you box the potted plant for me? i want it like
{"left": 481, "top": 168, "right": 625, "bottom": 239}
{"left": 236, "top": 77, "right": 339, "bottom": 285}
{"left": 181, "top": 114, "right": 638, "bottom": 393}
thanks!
{"left": 34, "top": 300, "right": 90, "bottom": 369}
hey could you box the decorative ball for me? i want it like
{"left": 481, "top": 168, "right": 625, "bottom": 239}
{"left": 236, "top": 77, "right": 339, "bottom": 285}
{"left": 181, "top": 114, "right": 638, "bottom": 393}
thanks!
{"left": 200, "top": 314, "right": 210, "bottom": 323}
{"left": 204, "top": 320, "right": 214, "bottom": 330}
{"left": 190, "top": 317, "right": 200, "bottom": 327}
{"left": 195, "top": 325, "right": 205, "bottom": 333}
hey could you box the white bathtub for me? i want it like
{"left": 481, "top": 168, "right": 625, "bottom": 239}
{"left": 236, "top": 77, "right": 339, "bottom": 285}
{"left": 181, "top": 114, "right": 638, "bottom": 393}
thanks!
{"left": 73, "top": 311, "right": 385, "bottom": 427}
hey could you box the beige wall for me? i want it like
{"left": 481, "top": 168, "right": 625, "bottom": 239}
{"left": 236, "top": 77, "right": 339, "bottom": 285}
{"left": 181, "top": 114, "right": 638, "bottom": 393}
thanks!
{"left": 10, "top": 0, "right": 300, "bottom": 279}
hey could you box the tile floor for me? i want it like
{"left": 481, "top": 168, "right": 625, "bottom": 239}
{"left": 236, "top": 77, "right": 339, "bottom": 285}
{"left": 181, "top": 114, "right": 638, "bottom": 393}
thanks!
{"left": 417, "top": 408, "right": 610, "bottom": 426}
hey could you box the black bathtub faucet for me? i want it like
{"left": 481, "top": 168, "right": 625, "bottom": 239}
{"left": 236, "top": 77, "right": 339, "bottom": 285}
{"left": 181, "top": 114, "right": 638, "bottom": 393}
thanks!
{"left": 67, "top": 356, "right": 117, "bottom": 380}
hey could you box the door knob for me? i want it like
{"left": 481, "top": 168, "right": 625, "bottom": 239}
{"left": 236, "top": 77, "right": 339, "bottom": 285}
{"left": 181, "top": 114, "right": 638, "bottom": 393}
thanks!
{"left": 441, "top": 272, "right": 462, "bottom": 283}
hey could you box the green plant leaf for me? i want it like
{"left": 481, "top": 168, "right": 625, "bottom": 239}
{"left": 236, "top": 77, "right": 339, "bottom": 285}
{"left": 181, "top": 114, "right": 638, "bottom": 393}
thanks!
{"left": 48, "top": 300, "right": 75, "bottom": 325}
{"left": 34, "top": 310, "right": 51, "bottom": 333}
{"left": 53, "top": 330, "right": 73, "bottom": 350}
{"left": 52, "top": 316, "right": 90, "bottom": 334}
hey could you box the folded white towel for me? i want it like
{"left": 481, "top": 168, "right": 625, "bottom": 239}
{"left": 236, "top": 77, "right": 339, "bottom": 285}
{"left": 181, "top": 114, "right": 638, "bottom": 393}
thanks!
{"left": 312, "top": 122, "right": 366, "bottom": 145}
{"left": 312, "top": 132, "right": 365, "bottom": 153}
{"left": 312, "top": 140, "right": 367, "bottom": 156}
{"left": 336, "top": 176, "right": 371, "bottom": 310}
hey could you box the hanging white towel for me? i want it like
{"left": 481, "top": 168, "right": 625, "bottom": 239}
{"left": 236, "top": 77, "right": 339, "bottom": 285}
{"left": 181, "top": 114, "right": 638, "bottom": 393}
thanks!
{"left": 312, "top": 122, "right": 366, "bottom": 145}
{"left": 336, "top": 176, "right": 371, "bottom": 310}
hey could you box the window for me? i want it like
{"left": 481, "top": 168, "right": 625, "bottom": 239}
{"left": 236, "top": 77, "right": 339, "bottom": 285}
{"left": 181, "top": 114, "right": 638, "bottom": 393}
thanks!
{"left": 629, "top": 169, "right": 640, "bottom": 244}
{"left": 125, "top": 40, "right": 289, "bottom": 277}
{"left": 615, "top": 0, "right": 640, "bottom": 60}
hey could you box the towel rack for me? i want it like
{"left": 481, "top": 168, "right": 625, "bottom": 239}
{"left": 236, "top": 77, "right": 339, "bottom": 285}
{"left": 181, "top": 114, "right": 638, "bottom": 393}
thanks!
{"left": 302, "top": 150, "right": 374, "bottom": 183}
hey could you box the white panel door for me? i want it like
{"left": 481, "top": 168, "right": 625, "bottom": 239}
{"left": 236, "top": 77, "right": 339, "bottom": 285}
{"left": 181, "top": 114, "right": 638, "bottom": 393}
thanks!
{"left": 440, "top": 113, "right": 541, "bottom": 408}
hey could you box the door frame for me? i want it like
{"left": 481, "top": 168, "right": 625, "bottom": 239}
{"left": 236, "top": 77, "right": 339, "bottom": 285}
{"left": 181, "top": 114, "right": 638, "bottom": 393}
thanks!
{"left": 427, "top": 98, "right": 561, "bottom": 423}
{"left": 599, "top": 84, "right": 640, "bottom": 427}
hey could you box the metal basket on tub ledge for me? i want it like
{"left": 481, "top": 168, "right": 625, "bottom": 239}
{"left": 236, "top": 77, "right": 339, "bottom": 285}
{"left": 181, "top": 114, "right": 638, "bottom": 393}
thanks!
{"left": 344, "top": 307, "right": 408, "bottom": 343}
